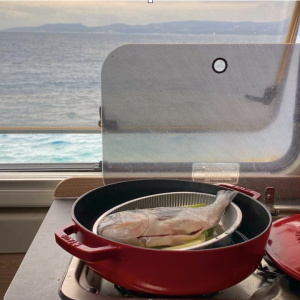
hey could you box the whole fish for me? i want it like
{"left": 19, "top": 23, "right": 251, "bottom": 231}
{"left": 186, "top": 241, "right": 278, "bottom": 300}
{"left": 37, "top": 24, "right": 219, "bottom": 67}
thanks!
{"left": 97, "top": 190, "right": 238, "bottom": 248}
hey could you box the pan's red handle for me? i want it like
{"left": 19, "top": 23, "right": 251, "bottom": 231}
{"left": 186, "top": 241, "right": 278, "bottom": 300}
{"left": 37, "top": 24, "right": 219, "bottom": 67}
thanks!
{"left": 55, "top": 222, "right": 119, "bottom": 262}
{"left": 216, "top": 183, "right": 261, "bottom": 200}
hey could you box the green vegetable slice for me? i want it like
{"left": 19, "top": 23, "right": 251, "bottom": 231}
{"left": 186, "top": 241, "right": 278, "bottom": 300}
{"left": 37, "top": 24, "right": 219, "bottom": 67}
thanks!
{"left": 186, "top": 203, "right": 206, "bottom": 208}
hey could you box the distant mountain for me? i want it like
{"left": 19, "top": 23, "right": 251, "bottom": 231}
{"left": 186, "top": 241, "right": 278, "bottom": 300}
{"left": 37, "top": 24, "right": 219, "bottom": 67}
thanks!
{"left": 3, "top": 23, "right": 90, "bottom": 33}
{"left": 2, "top": 20, "right": 289, "bottom": 35}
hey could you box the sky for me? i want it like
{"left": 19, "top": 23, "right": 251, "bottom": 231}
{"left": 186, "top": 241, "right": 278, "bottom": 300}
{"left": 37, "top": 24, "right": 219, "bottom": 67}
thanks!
{"left": 0, "top": 1, "right": 294, "bottom": 30}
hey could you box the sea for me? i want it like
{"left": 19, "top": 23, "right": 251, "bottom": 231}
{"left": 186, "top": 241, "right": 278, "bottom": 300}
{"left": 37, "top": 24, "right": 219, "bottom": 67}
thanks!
{"left": 0, "top": 32, "right": 292, "bottom": 163}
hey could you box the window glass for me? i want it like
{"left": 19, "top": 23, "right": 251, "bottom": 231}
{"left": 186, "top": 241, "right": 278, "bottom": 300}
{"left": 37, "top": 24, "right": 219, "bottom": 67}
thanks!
{"left": 0, "top": 134, "right": 101, "bottom": 163}
{"left": 0, "top": 1, "right": 297, "bottom": 164}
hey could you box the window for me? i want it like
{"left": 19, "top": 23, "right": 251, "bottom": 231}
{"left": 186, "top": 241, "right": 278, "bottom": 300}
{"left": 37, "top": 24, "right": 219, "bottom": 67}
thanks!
{"left": 0, "top": 1, "right": 298, "bottom": 171}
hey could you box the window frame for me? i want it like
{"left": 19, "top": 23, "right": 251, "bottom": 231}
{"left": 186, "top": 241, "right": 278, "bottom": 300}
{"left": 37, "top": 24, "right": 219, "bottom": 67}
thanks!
{"left": 0, "top": 171, "right": 102, "bottom": 207}
{"left": 1, "top": 2, "right": 300, "bottom": 209}
{"left": 0, "top": 162, "right": 102, "bottom": 172}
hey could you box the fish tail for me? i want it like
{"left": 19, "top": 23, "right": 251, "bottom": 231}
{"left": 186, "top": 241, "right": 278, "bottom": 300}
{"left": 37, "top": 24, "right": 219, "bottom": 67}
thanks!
{"left": 214, "top": 190, "right": 238, "bottom": 206}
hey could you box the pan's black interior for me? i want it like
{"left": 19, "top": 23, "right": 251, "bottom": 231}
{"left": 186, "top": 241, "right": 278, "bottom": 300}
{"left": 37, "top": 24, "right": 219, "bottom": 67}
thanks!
{"left": 73, "top": 179, "right": 271, "bottom": 241}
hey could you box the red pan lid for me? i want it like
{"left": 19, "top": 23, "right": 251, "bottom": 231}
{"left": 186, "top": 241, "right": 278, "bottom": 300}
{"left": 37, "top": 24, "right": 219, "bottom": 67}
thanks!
{"left": 266, "top": 214, "right": 300, "bottom": 281}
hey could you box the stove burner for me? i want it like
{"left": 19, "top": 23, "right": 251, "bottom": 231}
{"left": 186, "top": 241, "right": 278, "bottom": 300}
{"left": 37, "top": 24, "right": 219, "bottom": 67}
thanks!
{"left": 255, "top": 255, "right": 285, "bottom": 279}
{"left": 257, "top": 263, "right": 283, "bottom": 279}
{"left": 114, "top": 285, "right": 218, "bottom": 299}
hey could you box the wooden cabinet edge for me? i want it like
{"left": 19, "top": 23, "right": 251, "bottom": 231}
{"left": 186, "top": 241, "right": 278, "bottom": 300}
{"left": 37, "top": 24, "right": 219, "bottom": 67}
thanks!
{"left": 54, "top": 176, "right": 104, "bottom": 198}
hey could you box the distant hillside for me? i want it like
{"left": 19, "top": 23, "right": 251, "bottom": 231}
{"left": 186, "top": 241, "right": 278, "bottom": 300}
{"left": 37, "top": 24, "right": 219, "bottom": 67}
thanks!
{"left": 4, "top": 23, "right": 90, "bottom": 33}
{"left": 2, "top": 20, "right": 289, "bottom": 35}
